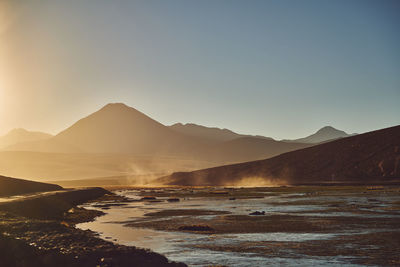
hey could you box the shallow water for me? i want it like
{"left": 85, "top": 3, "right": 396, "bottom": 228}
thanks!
{"left": 76, "top": 189, "right": 399, "bottom": 266}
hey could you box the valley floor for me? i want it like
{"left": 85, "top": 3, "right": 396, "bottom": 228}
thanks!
{"left": 1, "top": 185, "right": 399, "bottom": 266}
{"left": 78, "top": 186, "right": 400, "bottom": 266}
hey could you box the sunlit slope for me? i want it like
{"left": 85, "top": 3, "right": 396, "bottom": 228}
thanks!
{"left": 160, "top": 125, "right": 400, "bottom": 186}
{"left": 0, "top": 175, "right": 62, "bottom": 197}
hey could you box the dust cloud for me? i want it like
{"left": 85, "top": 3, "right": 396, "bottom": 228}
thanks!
{"left": 225, "top": 176, "right": 287, "bottom": 187}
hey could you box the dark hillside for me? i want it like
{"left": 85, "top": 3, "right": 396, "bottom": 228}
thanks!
{"left": 0, "top": 175, "right": 63, "bottom": 197}
{"left": 161, "top": 125, "right": 400, "bottom": 186}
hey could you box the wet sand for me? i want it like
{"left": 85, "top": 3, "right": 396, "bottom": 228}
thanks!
{"left": 78, "top": 186, "right": 400, "bottom": 266}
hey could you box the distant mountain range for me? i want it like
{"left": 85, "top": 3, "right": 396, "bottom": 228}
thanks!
{"left": 169, "top": 123, "right": 273, "bottom": 142}
{"left": 0, "top": 128, "right": 52, "bottom": 149}
{"left": 2, "top": 103, "right": 355, "bottom": 164}
{"left": 1, "top": 103, "right": 397, "bottom": 186}
{"left": 169, "top": 122, "right": 308, "bottom": 162}
{"left": 169, "top": 123, "right": 243, "bottom": 142}
{"left": 159, "top": 125, "right": 400, "bottom": 186}
{"left": 282, "top": 126, "right": 355, "bottom": 143}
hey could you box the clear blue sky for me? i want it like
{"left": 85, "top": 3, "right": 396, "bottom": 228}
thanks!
{"left": 1, "top": 0, "right": 399, "bottom": 139}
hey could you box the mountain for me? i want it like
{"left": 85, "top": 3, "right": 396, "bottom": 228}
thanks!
{"left": 169, "top": 123, "right": 273, "bottom": 142}
{"left": 5, "top": 103, "right": 207, "bottom": 156}
{"left": 283, "top": 126, "right": 354, "bottom": 143}
{"left": 0, "top": 175, "right": 62, "bottom": 197}
{"left": 169, "top": 123, "right": 290, "bottom": 162}
{"left": 0, "top": 129, "right": 52, "bottom": 149}
{"left": 159, "top": 125, "right": 400, "bottom": 186}
{"left": 2, "top": 103, "right": 311, "bottom": 167}
{"left": 169, "top": 123, "right": 242, "bottom": 142}
{"left": 53, "top": 103, "right": 210, "bottom": 155}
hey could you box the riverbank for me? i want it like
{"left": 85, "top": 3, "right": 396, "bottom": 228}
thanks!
{"left": 0, "top": 188, "right": 186, "bottom": 267}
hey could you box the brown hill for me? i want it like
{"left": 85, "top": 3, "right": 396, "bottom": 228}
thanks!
{"left": 0, "top": 175, "right": 63, "bottom": 197}
{"left": 209, "top": 137, "right": 311, "bottom": 163}
{"left": 160, "top": 125, "right": 400, "bottom": 186}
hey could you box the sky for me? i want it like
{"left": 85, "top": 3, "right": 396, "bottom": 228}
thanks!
{"left": 0, "top": 0, "right": 399, "bottom": 139}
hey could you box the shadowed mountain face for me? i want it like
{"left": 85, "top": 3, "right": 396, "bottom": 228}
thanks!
{"left": 209, "top": 137, "right": 310, "bottom": 163}
{"left": 160, "top": 125, "right": 400, "bottom": 186}
{"left": 284, "top": 126, "right": 353, "bottom": 143}
{"left": 0, "top": 129, "right": 52, "bottom": 149}
{"left": 0, "top": 175, "right": 62, "bottom": 197}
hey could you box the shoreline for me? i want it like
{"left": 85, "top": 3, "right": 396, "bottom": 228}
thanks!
{"left": 0, "top": 188, "right": 186, "bottom": 267}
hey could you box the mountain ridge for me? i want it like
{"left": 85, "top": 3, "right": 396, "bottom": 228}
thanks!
{"left": 169, "top": 123, "right": 274, "bottom": 142}
{"left": 282, "top": 125, "right": 354, "bottom": 143}
{"left": 169, "top": 123, "right": 243, "bottom": 142}
{"left": 2, "top": 103, "right": 311, "bottom": 164}
{"left": 159, "top": 125, "right": 400, "bottom": 186}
